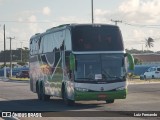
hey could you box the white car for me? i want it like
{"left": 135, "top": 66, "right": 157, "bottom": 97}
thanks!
{"left": 144, "top": 66, "right": 160, "bottom": 79}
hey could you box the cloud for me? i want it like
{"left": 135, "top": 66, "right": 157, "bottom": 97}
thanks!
{"left": 17, "top": 17, "right": 23, "bottom": 22}
{"left": 118, "top": 0, "right": 160, "bottom": 24}
{"left": 59, "top": 16, "right": 89, "bottom": 23}
{"left": 133, "top": 29, "right": 145, "bottom": 39}
{"left": 95, "top": 9, "right": 109, "bottom": 17}
{"left": 42, "top": 7, "right": 51, "bottom": 16}
{"left": 92, "top": 0, "right": 160, "bottom": 24}
{"left": 59, "top": 16, "right": 77, "bottom": 22}
{"left": 27, "top": 15, "right": 43, "bottom": 35}
{"left": 28, "top": 15, "right": 37, "bottom": 22}
{"left": 119, "top": 0, "right": 139, "bottom": 13}
{"left": 0, "top": 0, "right": 4, "bottom": 5}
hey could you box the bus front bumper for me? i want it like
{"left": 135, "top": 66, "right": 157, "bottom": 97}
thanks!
{"left": 74, "top": 89, "right": 127, "bottom": 101}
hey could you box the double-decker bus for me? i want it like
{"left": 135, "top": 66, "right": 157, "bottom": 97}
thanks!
{"left": 29, "top": 24, "right": 134, "bottom": 105}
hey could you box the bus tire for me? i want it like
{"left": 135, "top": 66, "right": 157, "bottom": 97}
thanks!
{"left": 106, "top": 99, "right": 114, "bottom": 104}
{"left": 40, "top": 82, "right": 50, "bottom": 101}
{"left": 62, "top": 86, "right": 74, "bottom": 106}
{"left": 36, "top": 82, "right": 42, "bottom": 100}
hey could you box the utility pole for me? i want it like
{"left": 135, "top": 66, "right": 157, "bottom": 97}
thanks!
{"left": 7, "top": 37, "right": 15, "bottom": 77}
{"left": 20, "top": 42, "right": 23, "bottom": 62}
{"left": 111, "top": 19, "right": 122, "bottom": 25}
{"left": 3, "top": 24, "right": 6, "bottom": 79}
{"left": 91, "top": 0, "right": 94, "bottom": 24}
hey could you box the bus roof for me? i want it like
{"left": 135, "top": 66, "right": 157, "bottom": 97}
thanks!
{"left": 30, "top": 23, "right": 119, "bottom": 41}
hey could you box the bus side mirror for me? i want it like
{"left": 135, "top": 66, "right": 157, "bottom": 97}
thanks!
{"left": 69, "top": 53, "right": 75, "bottom": 70}
{"left": 126, "top": 53, "right": 134, "bottom": 70}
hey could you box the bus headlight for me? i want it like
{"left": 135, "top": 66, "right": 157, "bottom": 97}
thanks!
{"left": 75, "top": 87, "right": 89, "bottom": 92}
{"left": 116, "top": 86, "right": 126, "bottom": 90}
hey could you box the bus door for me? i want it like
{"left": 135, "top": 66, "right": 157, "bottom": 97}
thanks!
{"left": 64, "top": 51, "right": 74, "bottom": 100}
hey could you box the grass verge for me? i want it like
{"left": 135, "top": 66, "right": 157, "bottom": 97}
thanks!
{"left": 9, "top": 77, "right": 29, "bottom": 81}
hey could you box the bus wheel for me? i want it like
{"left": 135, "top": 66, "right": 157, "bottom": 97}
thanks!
{"left": 41, "top": 83, "right": 50, "bottom": 101}
{"left": 36, "top": 82, "right": 42, "bottom": 100}
{"left": 106, "top": 99, "right": 114, "bottom": 104}
{"left": 63, "top": 89, "right": 75, "bottom": 106}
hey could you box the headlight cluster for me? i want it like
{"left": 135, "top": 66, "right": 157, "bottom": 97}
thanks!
{"left": 75, "top": 87, "right": 89, "bottom": 92}
{"left": 116, "top": 86, "right": 126, "bottom": 90}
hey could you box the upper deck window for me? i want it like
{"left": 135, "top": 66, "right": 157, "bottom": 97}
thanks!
{"left": 71, "top": 25, "right": 124, "bottom": 51}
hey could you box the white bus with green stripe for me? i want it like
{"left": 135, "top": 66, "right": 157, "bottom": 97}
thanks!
{"left": 29, "top": 24, "right": 134, "bottom": 105}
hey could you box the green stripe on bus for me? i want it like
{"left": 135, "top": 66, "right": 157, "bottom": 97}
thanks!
{"left": 74, "top": 89, "right": 127, "bottom": 101}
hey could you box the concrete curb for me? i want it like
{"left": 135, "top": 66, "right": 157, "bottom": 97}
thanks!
{"left": 128, "top": 81, "right": 160, "bottom": 85}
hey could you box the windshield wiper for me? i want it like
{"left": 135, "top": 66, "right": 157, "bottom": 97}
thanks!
{"left": 102, "top": 69, "right": 122, "bottom": 81}
{"left": 102, "top": 69, "right": 112, "bottom": 79}
{"left": 110, "top": 76, "right": 122, "bottom": 80}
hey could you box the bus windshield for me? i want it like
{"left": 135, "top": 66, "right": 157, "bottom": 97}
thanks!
{"left": 74, "top": 54, "right": 125, "bottom": 82}
{"left": 72, "top": 25, "right": 124, "bottom": 51}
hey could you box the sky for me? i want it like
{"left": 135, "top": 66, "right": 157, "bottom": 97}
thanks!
{"left": 0, "top": 0, "right": 160, "bottom": 52}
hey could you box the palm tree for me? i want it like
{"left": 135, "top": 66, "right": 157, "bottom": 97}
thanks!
{"left": 145, "top": 37, "right": 154, "bottom": 49}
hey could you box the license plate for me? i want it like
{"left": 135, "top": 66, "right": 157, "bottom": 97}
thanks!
{"left": 98, "top": 94, "right": 107, "bottom": 99}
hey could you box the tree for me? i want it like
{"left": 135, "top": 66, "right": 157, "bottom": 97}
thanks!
{"left": 145, "top": 37, "right": 154, "bottom": 49}
{"left": 125, "top": 48, "right": 153, "bottom": 54}
{"left": 24, "top": 47, "right": 29, "bottom": 50}
{"left": 134, "top": 58, "right": 142, "bottom": 65}
{"left": 17, "top": 62, "right": 27, "bottom": 66}
{"left": 0, "top": 48, "right": 29, "bottom": 62}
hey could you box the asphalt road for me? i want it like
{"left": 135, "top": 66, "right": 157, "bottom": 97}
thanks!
{"left": 0, "top": 79, "right": 160, "bottom": 120}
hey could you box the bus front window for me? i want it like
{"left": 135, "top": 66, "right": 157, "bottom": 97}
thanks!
{"left": 74, "top": 54, "right": 125, "bottom": 82}
{"left": 75, "top": 55, "right": 101, "bottom": 80}
{"left": 101, "top": 54, "right": 123, "bottom": 80}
